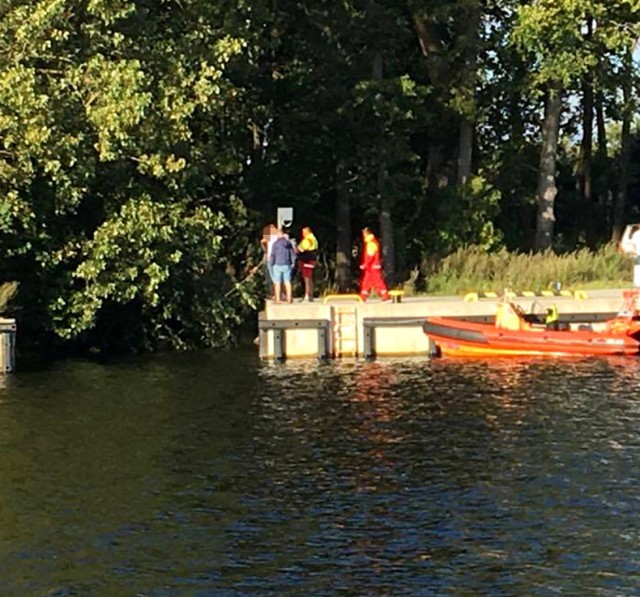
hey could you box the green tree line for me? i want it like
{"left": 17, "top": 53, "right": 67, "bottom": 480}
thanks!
{"left": 1, "top": 0, "right": 640, "bottom": 353}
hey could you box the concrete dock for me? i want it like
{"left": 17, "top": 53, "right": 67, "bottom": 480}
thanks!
{"left": 258, "top": 288, "right": 633, "bottom": 360}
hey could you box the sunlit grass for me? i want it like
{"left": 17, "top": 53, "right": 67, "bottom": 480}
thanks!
{"left": 420, "top": 245, "right": 634, "bottom": 296}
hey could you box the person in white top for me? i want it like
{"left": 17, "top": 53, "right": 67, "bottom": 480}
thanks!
{"left": 629, "top": 225, "right": 640, "bottom": 287}
{"left": 629, "top": 226, "right": 640, "bottom": 263}
{"left": 261, "top": 223, "right": 278, "bottom": 298}
{"left": 631, "top": 225, "right": 640, "bottom": 264}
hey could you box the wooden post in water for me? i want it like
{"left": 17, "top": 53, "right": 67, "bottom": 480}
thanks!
{"left": 0, "top": 318, "right": 16, "bottom": 372}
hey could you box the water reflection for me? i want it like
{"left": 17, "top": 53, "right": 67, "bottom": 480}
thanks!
{"left": 0, "top": 353, "right": 639, "bottom": 594}
{"left": 256, "top": 356, "right": 640, "bottom": 595}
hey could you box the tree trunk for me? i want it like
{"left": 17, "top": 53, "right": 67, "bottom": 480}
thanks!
{"left": 410, "top": 11, "right": 448, "bottom": 86}
{"left": 595, "top": 87, "right": 611, "bottom": 237}
{"left": 457, "top": 119, "right": 473, "bottom": 185}
{"left": 335, "top": 161, "right": 351, "bottom": 292}
{"left": 455, "top": 4, "right": 479, "bottom": 186}
{"left": 612, "top": 113, "right": 631, "bottom": 244}
{"left": 411, "top": 8, "right": 449, "bottom": 192}
{"left": 576, "top": 18, "right": 595, "bottom": 246}
{"left": 373, "top": 51, "right": 395, "bottom": 286}
{"left": 577, "top": 74, "right": 594, "bottom": 246}
{"left": 612, "top": 48, "right": 633, "bottom": 244}
{"left": 535, "top": 86, "right": 562, "bottom": 251}
{"left": 595, "top": 89, "right": 607, "bottom": 161}
{"left": 379, "top": 173, "right": 396, "bottom": 287}
{"left": 425, "top": 144, "right": 443, "bottom": 188}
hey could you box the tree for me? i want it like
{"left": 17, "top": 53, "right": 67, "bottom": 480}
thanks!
{"left": 612, "top": 46, "right": 636, "bottom": 243}
{"left": 514, "top": 0, "right": 640, "bottom": 250}
{"left": 0, "top": 0, "right": 260, "bottom": 351}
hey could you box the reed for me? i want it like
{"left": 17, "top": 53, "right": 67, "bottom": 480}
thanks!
{"left": 423, "top": 245, "right": 633, "bottom": 296}
{"left": 0, "top": 282, "right": 18, "bottom": 313}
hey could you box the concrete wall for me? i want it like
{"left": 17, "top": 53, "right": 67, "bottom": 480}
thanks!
{"left": 259, "top": 291, "right": 629, "bottom": 360}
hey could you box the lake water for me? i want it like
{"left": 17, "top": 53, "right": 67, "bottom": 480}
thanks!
{"left": 1, "top": 350, "right": 640, "bottom": 596}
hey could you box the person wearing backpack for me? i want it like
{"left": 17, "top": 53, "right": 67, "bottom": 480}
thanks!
{"left": 269, "top": 227, "right": 297, "bottom": 304}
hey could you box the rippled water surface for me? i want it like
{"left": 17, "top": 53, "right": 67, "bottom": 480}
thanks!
{"left": 2, "top": 350, "right": 640, "bottom": 595}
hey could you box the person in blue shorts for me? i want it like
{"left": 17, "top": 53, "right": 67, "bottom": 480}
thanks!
{"left": 269, "top": 228, "right": 297, "bottom": 303}
{"left": 260, "top": 223, "right": 277, "bottom": 298}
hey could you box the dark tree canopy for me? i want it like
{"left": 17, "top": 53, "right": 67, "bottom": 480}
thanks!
{"left": 1, "top": 0, "right": 640, "bottom": 353}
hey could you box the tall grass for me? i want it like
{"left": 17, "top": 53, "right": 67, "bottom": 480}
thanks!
{"left": 0, "top": 282, "right": 17, "bottom": 312}
{"left": 421, "top": 245, "right": 634, "bottom": 296}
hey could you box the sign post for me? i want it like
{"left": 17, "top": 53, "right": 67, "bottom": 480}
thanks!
{"left": 277, "top": 207, "right": 294, "bottom": 230}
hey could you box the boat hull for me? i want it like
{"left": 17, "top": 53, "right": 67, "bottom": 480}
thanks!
{"left": 423, "top": 317, "right": 640, "bottom": 357}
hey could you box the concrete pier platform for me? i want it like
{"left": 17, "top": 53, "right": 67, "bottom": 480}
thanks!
{"left": 258, "top": 288, "right": 633, "bottom": 360}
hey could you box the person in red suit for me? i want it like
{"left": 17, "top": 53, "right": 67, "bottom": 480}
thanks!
{"left": 359, "top": 227, "right": 390, "bottom": 302}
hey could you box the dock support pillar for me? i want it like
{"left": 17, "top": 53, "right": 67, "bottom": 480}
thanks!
{"left": 0, "top": 319, "right": 16, "bottom": 372}
{"left": 274, "top": 329, "right": 285, "bottom": 361}
{"left": 317, "top": 326, "right": 328, "bottom": 360}
{"left": 363, "top": 324, "right": 375, "bottom": 360}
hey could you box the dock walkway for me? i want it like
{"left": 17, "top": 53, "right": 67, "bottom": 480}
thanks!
{"left": 258, "top": 288, "right": 632, "bottom": 360}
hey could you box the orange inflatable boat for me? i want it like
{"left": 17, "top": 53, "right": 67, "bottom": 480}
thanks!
{"left": 423, "top": 291, "right": 640, "bottom": 357}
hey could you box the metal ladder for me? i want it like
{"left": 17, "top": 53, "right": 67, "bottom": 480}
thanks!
{"left": 333, "top": 305, "right": 358, "bottom": 357}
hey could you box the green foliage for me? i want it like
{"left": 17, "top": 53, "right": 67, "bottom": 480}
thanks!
{"left": 47, "top": 195, "right": 259, "bottom": 350}
{"left": 425, "top": 175, "right": 503, "bottom": 254}
{"left": 0, "top": 0, "right": 640, "bottom": 354}
{"left": 0, "top": 0, "right": 259, "bottom": 351}
{"left": 425, "top": 244, "right": 632, "bottom": 295}
{"left": 513, "top": 0, "right": 640, "bottom": 88}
